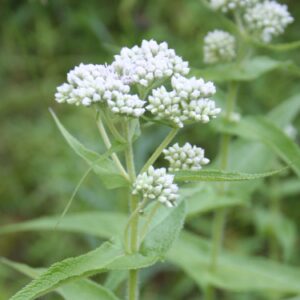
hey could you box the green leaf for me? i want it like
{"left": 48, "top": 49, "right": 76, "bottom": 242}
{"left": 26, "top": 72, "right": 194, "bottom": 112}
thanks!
{"left": 0, "top": 212, "right": 127, "bottom": 238}
{"left": 254, "top": 208, "right": 297, "bottom": 261}
{"left": 191, "top": 56, "right": 288, "bottom": 82}
{"left": 10, "top": 241, "right": 157, "bottom": 300}
{"left": 104, "top": 271, "right": 127, "bottom": 292}
{"left": 50, "top": 109, "right": 129, "bottom": 189}
{"left": 1, "top": 258, "right": 120, "bottom": 300}
{"left": 180, "top": 185, "right": 245, "bottom": 216}
{"left": 167, "top": 232, "right": 300, "bottom": 293}
{"left": 254, "top": 40, "right": 300, "bottom": 52}
{"left": 267, "top": 93, "right": 300, "bottom": 128}
{"left": 141, "top": 200, "right": 186, "bottom": 257}
{"left": 215, "top": 116, "right": 300, "bottom": 178}
{"left": 173, "top": 168, "right": 283, "bottom": 182}
{"left": 270, "top": 178, "right": 300, "bottom": 197}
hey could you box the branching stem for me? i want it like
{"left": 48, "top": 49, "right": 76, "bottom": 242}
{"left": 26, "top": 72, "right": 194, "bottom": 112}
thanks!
{"left": 140, "top": 128, "right": 179, "bottom": 174}
{"left": 96, "top": 114, "right": 129, "bottom": 181}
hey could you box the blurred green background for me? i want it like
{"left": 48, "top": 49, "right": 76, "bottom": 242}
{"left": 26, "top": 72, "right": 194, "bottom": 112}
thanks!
{"left": 0, "top": 0, "right": 299, "bottom": 299}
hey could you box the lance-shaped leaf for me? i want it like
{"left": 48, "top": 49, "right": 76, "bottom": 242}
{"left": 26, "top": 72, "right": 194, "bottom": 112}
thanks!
{"left": 10, "top": 241, "right": 158, "bottom": 300}
{"left": 214, "top": 116, "right": 300, "bottom": 178}
{"left": 0, "top": 212, "right": 127, "bottom": 238}
{"left": 50, "top": 109, "right": 129, "bottom": 189}
{"left": 254, "top": 40, "right": 300, "bottom": 52}
{"left": 173, "top": 168, "right": 284, "bottom": 182}
{"left": 167, "top": 232, "right": 300, "bottom": 293}
{"left": 1, "top": 258, "right": 120, "bottom": 300}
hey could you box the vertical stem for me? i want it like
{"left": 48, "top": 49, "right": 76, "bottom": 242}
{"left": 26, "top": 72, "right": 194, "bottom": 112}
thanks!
{"left": 206, "top": 82, "right": 238, "bottom": 300}
{"left": 124, "top": 119, "right": 139, "bottom": 300}
{"left": 269, "top": 177, "right": 280, "bottom": 260}
{"left": 128, "top": 269, "right": 138, "bottom": 300}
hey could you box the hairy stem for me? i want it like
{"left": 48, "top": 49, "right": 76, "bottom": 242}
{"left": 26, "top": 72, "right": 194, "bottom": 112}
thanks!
{"left": 96, "top": 115, "right": 129, "bottom": 180}
{"left": 124, "top": 120, "right": 140, "bottom": 300}
{"left": 140, "top": 128, "right": 179, "bottom": 174}
{"left": 124, "top": 197, "right": 147, "bottom": 253}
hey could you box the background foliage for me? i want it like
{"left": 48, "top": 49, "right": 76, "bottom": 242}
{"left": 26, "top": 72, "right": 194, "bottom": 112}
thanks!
{"left": 0, "top": 0, "right": 299, "bottom": 299}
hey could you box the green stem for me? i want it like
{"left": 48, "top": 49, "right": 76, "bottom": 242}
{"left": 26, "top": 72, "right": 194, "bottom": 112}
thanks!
{"left": 124, "top": 197, "right": 147, "bottom": 253}
{"left": 102, "top": 111, "right": 126, "bottom": 143}
{"left": 128, "top": 269, "right": 138, "bottom": 300}
{"left": 123, "top": 120, "right": 140, "bottom": 300}
{"left": 270, "top": 178, "right": 280, "bottom": 260}
{"left": 96, "top": 115, "right": 129, "bottom": 181}
{"left": 140, "top": 128, "right": 179, "bottom": 174}
{"left": 209, "top": 82, "right": 238, "bottom": 275}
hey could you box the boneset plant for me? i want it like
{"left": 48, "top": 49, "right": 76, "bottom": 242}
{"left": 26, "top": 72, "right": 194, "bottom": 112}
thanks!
{"left": 1, "top": 3, "right": 300, "bottom": 298}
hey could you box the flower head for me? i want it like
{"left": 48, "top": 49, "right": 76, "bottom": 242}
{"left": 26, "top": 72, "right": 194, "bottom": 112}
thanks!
{"left": 210, "top": 0, "right": 258, "bottom": 12}
{"left": 132, "top": 166, "right": 179, "bottom": 208}
{"left": 203, "top": 30, "right": 236, "bottom": 64}
{"left": 112, "top": 39, "right": 189, "bottom": 87}
{"left": 147, "top": 75, "right": 220, "bottom": 128}
{"left": 244, "top": 1, "right": 293, "bottom": 43}
{"left": 55, "top": 63, "right": 145, "bottom": 117}
{"left": 163, "top": 143, "right": 210, "bottom": 172}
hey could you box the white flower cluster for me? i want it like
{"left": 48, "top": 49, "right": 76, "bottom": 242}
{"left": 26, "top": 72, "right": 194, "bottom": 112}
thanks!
{"left": 203, "top": 30, "right": 236, "bottom": 64}
{"left": 210, "top": 0, "right": 258, "bottom": 12}
{"left": 163, "top": 143, "right": 210, "bottom": 172}
{"left": 244, "top": 1, "right": 293, "bottom": 43}
{"left": 147, "top": 75, "right": 220, "bottom": 128}
{"left": 55, "top": 64, "right": 145, "bottom": 117}
{"left": 112, "top": 40, "right": 189, "bottom": 87}
{"left": 55, "top": 39, "right": 221, "bottom": 124}
{"left": 132, "top": 166, "right": 179, "bottom": 208}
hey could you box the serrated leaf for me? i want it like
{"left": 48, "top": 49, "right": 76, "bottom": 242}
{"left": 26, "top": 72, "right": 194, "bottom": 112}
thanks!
{"left": 191, "top": 56, "right": 288, "bottom": 82}
{"left": 10, "top": 241, "right": 157, "bottom": 300}
{"left": 0, "top": 212, "right": 126, "bottom": 238}
{"left": 50, "top": 109, "right": 129, "bottom": 189}
{"left": 167, "top": 232, "right": 300, "bottom": 293}
{"left": 141, "top": 200, "right": 186, "bottom": 257}
{"left": 1, "top": 258, "right": 120, "bottom": 300}
{"left": 214, "top": 116, "right": 300, "bottom": 178}
{"left": 173, "top": 168, "right": 283, "bottom": 182}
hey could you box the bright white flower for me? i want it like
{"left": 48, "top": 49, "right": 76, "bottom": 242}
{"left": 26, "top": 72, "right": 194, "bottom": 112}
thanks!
{"left": 163, "top": 143, "right": 210, "bottom": 172}
{"left": 203, "top": 30, "right": 236, "bottom": 64}
{"left": 132, "top": 166, "right": 179, "bottom": 208}
{"left": 147, "top": 75, "right": 220, "bottom": 128}
{"left": 107, "top": 94, "right": 145, "bottom": 117}
{"left": 244, "top": 1, "right": 293, "bottom": 43}
{"left": 210, "top": 0, "right": 258, "bottom": 12}
{"left": 55, "top": 63, "right": 145, "bottom": 117}
{"left": 112, "top": 39, "right": 189, "bottom": 88}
